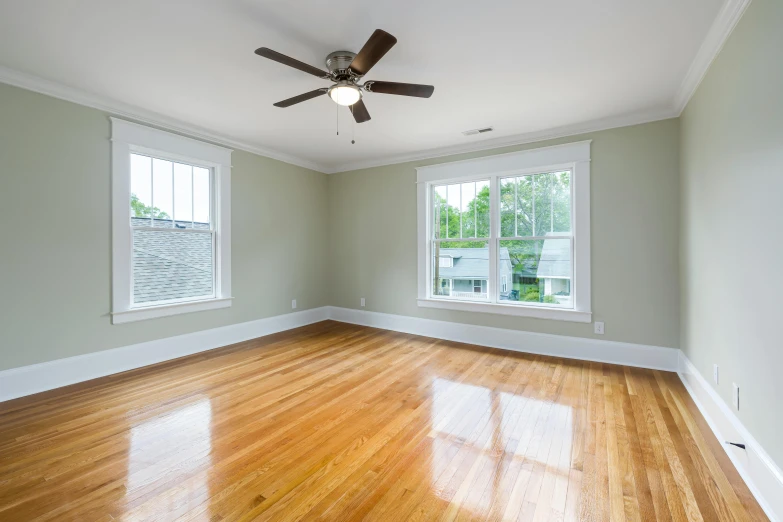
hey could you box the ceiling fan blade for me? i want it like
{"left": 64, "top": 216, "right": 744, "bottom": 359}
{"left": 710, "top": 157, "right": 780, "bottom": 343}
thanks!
{"left": 273, "top": 89, "right": 327, "bottom": 108}
{"left": 255, "top": 47, "right": 329, "bottom": 78}
{"left": 350, "top": 99, "right": 371, "bottom": 123}
{"left": 365, "top": 81, "right": 434, "bottom": 98}
{"left": 349, "top": 30, "right": 397, "bottom": 76}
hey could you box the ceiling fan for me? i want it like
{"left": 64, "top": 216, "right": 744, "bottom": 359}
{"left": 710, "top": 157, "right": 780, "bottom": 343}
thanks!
{"left": 254, "top": 29, "right": 434, "bottom": 123}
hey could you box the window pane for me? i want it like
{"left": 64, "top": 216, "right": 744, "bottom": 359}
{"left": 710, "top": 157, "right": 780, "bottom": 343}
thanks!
{"left": 500, "top": 178, "right": 515, "bottom": 237}
{"left": 498, "top": 238, "right": 572, "bottom": 308}
{"left": 431, "top": 241, "right": 489, "bottom": 301}
{"left": 152, "top": 158, "right": 173, "bottom": 227}
{"left": 475, "top": 180, "right": 489, "bottom": 237}
{"left": 533, "top": 173, "right": 553, "bottom": 236}
{"left": 461, "top": 182, "right": 475, "bottom": 238}
{"left": 173, "top": 163, "right": 193, "bottom": 224}
{"left": 130, "top": 154, "right": 152, "bottom": 224}
{"left": 447, "top": 184, "right": 460, "bottom": 239}
{"left": 552, "top": 171, "right": 571, "bottom": 233}
{"left": 516, "top": 176, "right": 534, "bottom": 237}
{"left": 193, "top": 167, "right": 210, "bottom": 227}
{"left": 433, "top": 185, "right": 447, "bottom": 239}
{"left": 132, "top": 229, "right": 213, "bottom": 304}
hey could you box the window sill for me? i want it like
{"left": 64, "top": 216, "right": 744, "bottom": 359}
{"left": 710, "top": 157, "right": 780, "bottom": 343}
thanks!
{"left": 417, "top": 298, "right": 591, "bottom": 323}
{"left": 112, "top": 297, "right": 233, "bottom": 324}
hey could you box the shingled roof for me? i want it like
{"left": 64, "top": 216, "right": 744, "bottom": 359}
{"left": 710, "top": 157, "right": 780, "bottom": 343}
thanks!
{"left": 436, "top": 247, "right": 512, "bottom": 279}
{"left": 131, "top": 217, "right": 213, "bottom": 304}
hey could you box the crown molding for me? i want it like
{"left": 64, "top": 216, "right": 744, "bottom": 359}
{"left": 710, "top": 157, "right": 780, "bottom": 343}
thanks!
{"left": 0, "top": 65, "right": 327, "bottom": 173}
{"left": 1, "top": 0, "right": 745, "bottom": 181}
{"left": 323, "top": 106, "right": 678, "bottom": 173}
{"left": 673, "top": 0, "right": 752, "bottom": 115}
{"left": 1, "top": 62, "right": 677, "bottom": 175}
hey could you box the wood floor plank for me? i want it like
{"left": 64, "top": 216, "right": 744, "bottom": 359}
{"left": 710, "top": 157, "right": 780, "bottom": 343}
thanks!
{"left": 0, "top": 321, "right": 768, "bottom": 521}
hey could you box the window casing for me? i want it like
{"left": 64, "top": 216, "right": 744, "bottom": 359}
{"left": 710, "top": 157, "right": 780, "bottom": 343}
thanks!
{"left": 416, "top": 141, "right": 591, "bottom": 323}
{"left": 111, "top": 119, "right": 232, "bottom": 324}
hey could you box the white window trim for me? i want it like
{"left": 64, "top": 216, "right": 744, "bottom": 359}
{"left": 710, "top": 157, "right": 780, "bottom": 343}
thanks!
{"left": 111, "top": 118, "right": 233, "bottom": 324}
{"left": 416, "top": 140, "right": 592, "bottom": 323}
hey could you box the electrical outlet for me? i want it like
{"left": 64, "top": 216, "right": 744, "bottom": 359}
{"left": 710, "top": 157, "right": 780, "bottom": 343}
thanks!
{"left": 594, "top": 321, "right": 605, "bottom": 335}
{"left": 732, "top": 383, "right": 739, "bottom": 410}
{"left": 291, "top": 299, "right": 297, "bottom": 309}
{"left": 713, "top": 364, "right": 719, "bottom": 385}
{"left": 360, "top": 297, "right": 365, "bottom": 307}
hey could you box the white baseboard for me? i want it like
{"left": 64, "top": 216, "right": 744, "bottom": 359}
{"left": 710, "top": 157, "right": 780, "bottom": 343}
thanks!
{"left": 678, "top": 352, "right": 783, "bottom": 522}
{"left": 0, "top": 307, "right": 329, "bottom": 403}
{"left": 327, "top": 306, "right": 679, "bottom": 371}
{"left": 0, "top": 305, "right": 679, "bottom": 404}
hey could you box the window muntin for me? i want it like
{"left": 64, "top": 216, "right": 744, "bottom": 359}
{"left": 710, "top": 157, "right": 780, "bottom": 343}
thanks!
{"left": 427, "top": 171, "right": 573, "bottom": 308}
{"left": 129, "top": 153, "right": 215, "bottom": 307}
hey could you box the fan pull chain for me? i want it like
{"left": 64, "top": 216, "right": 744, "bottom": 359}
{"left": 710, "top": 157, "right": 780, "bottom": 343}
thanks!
{"left": 351, "top": 106, "right": 356, "bottom": 145}
{"left": 336, "top": 102, "right": 339, "bottom": 136}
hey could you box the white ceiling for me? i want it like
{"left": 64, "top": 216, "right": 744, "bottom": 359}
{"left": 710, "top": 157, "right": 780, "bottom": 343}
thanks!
{"left": 0, "top": 0, "right": 725, "bottom": 172}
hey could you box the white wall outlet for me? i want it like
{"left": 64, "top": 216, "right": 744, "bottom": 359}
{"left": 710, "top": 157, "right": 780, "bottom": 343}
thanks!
{"left": 360, "top": 297, "right": 365, "bottom": 307}
{"left": 732, "top": 383, "right": 740, "bottom": 410}
{"left": 594, "top": 321, "right": 605, "bottom": 335}
{"left": 291, "top": 299, "right": 297, "bottom": 309}
{"left": 713, "top": 364, "right": 719, "bottom": 385}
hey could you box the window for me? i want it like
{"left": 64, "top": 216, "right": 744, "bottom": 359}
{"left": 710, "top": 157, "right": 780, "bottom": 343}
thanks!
{"left": 416, "top": 141, "right": 591, "bottom": 322}
{"left": 111, "top": 119, "right": 232, "bottom": 324}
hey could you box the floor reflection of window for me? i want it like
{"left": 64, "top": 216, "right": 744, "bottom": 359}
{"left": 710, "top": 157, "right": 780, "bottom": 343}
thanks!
{"left": 125, "top": 399, "right": 213, "bottom": 516}
{"left": 429, "top": 377, "right": 573, "bottom": 517}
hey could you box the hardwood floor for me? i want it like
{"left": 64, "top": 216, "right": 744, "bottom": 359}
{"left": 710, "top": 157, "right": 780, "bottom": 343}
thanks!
{"left": 0, "top": 321, "right": 767, "bottom": 521}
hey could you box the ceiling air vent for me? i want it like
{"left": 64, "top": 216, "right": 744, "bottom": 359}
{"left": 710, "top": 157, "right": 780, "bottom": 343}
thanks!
{"left": 462, "top": 126, "right": 494, "bottom": 136}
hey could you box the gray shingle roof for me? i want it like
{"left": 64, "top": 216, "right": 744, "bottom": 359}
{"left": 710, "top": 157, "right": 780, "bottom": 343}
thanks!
{"left": 436, "top": 247, "right": 511, "bottom": 279}
{"left": 131, "top": 217, "right": 213, "bottom": 304}
{"left": 536, "top": 236, "right": 571, "bottom": 279}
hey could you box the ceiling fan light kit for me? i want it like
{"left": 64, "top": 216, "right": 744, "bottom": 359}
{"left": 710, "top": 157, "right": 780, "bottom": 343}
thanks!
{"left": 255, "top": 29, "right": 434, "bottom": 128}
{"left": 328, "top": 82, "right": 361, "bottom": 106}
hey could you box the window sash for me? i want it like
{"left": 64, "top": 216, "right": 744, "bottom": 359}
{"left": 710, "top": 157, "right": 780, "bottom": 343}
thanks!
{"left": 498, "top": 169, "right": 573, "bottom": 240}
{"left": 431, "top": 178, "right": 490, "bottom": 241}
{"left": 130, "top": 152, "right": 214, "bottom": 230}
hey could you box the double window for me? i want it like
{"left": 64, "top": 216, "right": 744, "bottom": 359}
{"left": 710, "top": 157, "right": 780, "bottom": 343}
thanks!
{"left": 417, "top": 141, "right": 591, "bottom": 322}
{"left": 111, "top": 119, "right": 232, "bottom": 324}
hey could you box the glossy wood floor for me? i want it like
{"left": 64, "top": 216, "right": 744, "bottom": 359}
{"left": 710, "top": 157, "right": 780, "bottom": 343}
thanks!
{"left": 0, "top": 321, "right": 766, "bottom": 521}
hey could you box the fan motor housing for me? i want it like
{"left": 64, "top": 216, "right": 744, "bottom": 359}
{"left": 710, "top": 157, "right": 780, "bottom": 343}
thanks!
{"left": 326, "top": 51, "right": 357, "bottom": 77}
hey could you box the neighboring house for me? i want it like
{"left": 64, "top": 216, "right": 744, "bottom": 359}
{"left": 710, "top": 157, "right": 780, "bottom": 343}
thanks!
{"left": 435, "top": 247, "right": 512, "bottom": 299}
{"left": 510, "top": 234, "right": 572, "bottom": 307}
{"left": 535, "top": 235, "right": 571, "bottom": 302}
{"left": 131, "top": 217, "right": 212, "bottom": 304}
{"left": 436, "top": 236, "right": 572, "bottom": 306}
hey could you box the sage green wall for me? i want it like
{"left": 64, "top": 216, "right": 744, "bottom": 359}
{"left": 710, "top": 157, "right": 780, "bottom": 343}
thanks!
{"left": 680, "top": 0, "right": 783, "bottom": 467}
{"left": 328, "top": 119, "right": 681, "bottom": 348}
{"left": 0, "top": 82, "right": 329, "bottom": 371}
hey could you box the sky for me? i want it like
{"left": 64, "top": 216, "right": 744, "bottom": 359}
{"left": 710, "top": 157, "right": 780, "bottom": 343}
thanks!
{"left": 131, "top": 153, "right": 210, "bottom": 224}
